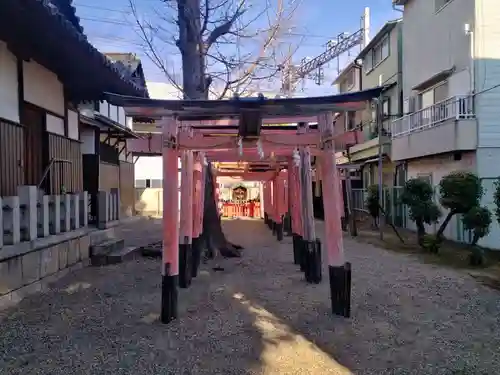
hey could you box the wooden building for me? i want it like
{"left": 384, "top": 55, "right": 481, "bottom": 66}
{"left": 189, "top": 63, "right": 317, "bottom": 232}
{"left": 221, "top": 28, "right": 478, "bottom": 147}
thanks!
{"left": 0, "top": 0, "right": 148, "bottom": 197}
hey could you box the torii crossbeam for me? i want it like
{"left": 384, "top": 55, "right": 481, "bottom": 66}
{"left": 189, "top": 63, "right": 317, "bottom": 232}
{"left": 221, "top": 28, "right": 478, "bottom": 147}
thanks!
{"left": 105, "top": 87, "right": 386, "bottom": 323}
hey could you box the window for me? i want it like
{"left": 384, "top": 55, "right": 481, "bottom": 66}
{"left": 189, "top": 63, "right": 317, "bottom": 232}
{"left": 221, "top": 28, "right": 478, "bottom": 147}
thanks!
{"left": 418, "top": 81, "right": 448, "bottom": 109}
{"left": 364, "top": 53, "right": 372, "bottom": 73}
{"left": 370, "top": 36, "right": 390, "bottom": 69}
{"left": 345, "top": 69, "right": 355, "bottom": 89}
{"left": 370, "top": 97, "right": 391, "bottom": 121}
{"left": 382, "top": 97, "right": 390, "bottom": 118}
{"left": 135, "top": 179, "right": 146, "bottom": 188}
{"left": 151, "top": 179, "right": 163, "bottom": 188}
{"left": 346, "top": 111, "right": 356, "bottom": 130}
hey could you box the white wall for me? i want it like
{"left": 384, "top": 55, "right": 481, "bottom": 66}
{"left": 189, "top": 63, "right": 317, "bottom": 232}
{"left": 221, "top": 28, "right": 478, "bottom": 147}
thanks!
{"left": 46, "top": 114, "right": 65, "bottom": 135}
{"left": 99, "top": 101, "right": 109, "bottom": 117}
{"left": 0, "top": 41, "right": 19, "bottom": 123}
{"left": 23, "top": 59, "right": 65, "bottom": 116}
{"left": 135, "top": 156, "right": 163, "bottom": 180}
{"left": 401, "top": 0, "right": 475, "bottom": 100}
{"left": 67, "top": 110, "right": 79, "bottom": 140}
{"left": 80, "top": 127, "right": 95, "bottom": 154}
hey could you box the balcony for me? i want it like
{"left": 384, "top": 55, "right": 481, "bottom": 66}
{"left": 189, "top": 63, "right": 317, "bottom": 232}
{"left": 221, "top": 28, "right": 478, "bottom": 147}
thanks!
{"left": 391, "top": 95, "right": 476, "bottom": 161}
{"left": 347, "top": 120, "right": 393, "bottom": 162}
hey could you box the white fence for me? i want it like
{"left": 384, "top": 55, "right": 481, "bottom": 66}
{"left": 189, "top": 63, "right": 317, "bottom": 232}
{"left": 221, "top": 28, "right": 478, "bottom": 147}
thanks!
{"left": 391, "top": 95, "right": 475, "bottom": 138}
{"left": 0, "top": 187, "right": 120, "bottom": 249}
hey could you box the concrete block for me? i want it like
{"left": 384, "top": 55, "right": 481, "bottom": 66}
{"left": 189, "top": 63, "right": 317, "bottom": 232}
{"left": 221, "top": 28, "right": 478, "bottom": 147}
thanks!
{"left": 72, "top": 194, "right": 80, "bottom": 229}
{"left": 0, "top": 257, "right": 23, "bottom": 295}
{"left": 18, "top": 185, "right": 38, "bottom": 241}
{"left": 58, "top": 242, "right": 69, "bottom": 270}
{"left": 21, "top": 251, "right": 41, "bottom": 285}
{"left": 40, "top": 246, "right": 59, "bottom": 278}
{"left": 49, "top": 195, "right": 61, "bottom": 235}
{"left": 80, "top": 192, "right": 89, "bottom": 227}
{"left": 38, "top": 195, "right": 49, "bottom": 238}
{"left": 3, "top": 196, "right": 21, "bottom": 245}
{"left": 67, "top": 239, "right": 80, "bottom": 266}
{"left": 79, "top": 235, "right": 90, "bottom": 260}
{"left": 97, "top": 191, "right": 109, "bottom": 229}
{"left": 61, "top": 195, "right": 71, "bottom": 233}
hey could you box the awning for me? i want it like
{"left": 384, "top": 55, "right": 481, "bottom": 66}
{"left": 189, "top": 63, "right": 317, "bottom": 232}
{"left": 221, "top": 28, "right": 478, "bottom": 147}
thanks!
{"left": 412, "top": 67, "right": 455, "bottom": 92}
{"left": 80, "top": 114, "right": 139, "bottom": 139}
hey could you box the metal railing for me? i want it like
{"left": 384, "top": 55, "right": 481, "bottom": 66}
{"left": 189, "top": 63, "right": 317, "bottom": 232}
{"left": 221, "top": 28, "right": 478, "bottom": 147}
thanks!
{"left": 391, "top": 95, "right": 475, "bottom": 138}
{"left": 351, "top": 187, "right": 407, "bottom": 228}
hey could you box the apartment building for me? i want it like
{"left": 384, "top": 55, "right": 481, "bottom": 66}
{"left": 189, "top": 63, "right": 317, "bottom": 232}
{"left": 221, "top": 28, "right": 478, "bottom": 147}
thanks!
{"left": 334, "top": 19, "right": 403, "bottom": 188}
{"left": 392, "top": 0, "right": 500, "bottom": 247}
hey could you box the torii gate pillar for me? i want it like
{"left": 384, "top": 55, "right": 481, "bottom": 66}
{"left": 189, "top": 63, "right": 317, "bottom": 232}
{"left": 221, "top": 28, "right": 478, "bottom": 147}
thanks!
{"left": 299, "top": 145, "right": 322, "bottom": 284}
{"left": 179, "top": 149, "right": 194, "bottom": 288}
{"left": 319, "top": 112, "right": 351, "bottom": 318}
{"left": 191, "top": 152, "right": 205, "bottom": 278}
{"left": 161, "top": 117, "right": 180, "bottom": 323}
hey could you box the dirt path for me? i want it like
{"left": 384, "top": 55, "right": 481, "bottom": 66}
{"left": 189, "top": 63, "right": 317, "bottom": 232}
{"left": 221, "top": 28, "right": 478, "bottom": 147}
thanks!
{"left": 0, "top": 219, "right": 499, "bottom": 374}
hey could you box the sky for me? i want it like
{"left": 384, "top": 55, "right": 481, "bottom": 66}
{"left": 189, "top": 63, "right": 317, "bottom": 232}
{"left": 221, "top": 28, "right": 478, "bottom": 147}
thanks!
{"left": 73, "top": 0, "right": 400, "bottom": 97}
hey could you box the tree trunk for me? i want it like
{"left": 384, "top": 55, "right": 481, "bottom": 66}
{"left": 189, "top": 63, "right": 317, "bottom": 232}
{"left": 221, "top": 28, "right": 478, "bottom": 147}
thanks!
{"left": 201, "top": 164, "right": 242, "bottom": 258}
{"left": 416, "top": 219, "right": 426, "bottom": 247}
{"left": 436, "top": 211, "right": 454, "bottom": 239}
{"left": 177, "top": 0, "right": 242, "bottom": 256}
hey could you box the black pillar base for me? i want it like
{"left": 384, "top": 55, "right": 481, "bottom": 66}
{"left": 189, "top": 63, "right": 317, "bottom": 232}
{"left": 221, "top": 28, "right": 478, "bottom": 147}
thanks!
{"left": 284, "top": 213, "right": 293, "bottom": 236}
{"left": 341, "top": 217, "right": 348, "bottom": 232}
{"left": 264, "top": 212, "right": 269, "bottom": 225}
{"left": 328, "top": 263, "right": 351, "bottom": 318}
{"left": 179, "top": 243, "right": 192, "bottom": 288}
{"left": 292, "top": 233, "right": 300, "bottom": 264}
{"left": 304, "top": 239, "right": 322, "bottom": 284}
{"left": 161, "top": 266, "right": 178, "bottom": 324}
{"left": 191, "top": 237, "right": 202, "bottom": 278}
{"left": 271, "top": 221, "right": 277, "bottom": 235}
{"left": 276, "top": 222, "right": 284, "bottom": 241}
{"left": 298, "top": 236, "right": 306, "bottom": 272}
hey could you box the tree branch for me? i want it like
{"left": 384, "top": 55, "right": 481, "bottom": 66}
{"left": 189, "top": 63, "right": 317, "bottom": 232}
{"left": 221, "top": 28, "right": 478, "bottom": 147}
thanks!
{"left": 205, "top": 1, "right": 246, "bottom": 49}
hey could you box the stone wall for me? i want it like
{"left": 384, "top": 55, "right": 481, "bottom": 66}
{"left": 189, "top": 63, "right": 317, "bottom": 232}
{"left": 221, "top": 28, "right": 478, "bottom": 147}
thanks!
{"left": 0, "top": 231, "right": 91, "bottom": 310}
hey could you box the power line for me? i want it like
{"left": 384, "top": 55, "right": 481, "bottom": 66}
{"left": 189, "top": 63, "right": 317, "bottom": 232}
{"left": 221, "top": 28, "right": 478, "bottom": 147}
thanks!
{"left": 78, "top": 15, "right": 341, "bottom": 40}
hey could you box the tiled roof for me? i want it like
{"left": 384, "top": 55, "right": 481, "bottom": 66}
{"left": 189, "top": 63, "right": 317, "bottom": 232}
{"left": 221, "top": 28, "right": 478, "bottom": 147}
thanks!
{"left": 49, "top": 0, "right": 84, "bottom": 34}
{"left": 32, "top": 0, "right": 148, "bottom": 97}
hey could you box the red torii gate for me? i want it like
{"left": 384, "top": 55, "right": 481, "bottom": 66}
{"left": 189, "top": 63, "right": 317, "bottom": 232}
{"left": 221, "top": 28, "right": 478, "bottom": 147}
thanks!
{"left": 105, "top": 88, "right": 385, "bottom": 324}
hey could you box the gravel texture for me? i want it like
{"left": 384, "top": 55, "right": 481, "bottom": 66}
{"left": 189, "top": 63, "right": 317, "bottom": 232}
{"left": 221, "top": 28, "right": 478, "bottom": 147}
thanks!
{"left": 0, "top": 218, "right": 499, "bottom": 375}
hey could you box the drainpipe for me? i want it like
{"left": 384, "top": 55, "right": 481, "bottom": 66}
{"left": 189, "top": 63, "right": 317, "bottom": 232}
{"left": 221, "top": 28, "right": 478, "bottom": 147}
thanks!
{"left": 465, "top": 24, "right": 475, "bottom": 94}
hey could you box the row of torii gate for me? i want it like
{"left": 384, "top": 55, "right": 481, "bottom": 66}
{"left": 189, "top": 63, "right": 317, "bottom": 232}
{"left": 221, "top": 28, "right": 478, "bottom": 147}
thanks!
{"left": 106, "top": 86, "right": 385, "bottom": 324}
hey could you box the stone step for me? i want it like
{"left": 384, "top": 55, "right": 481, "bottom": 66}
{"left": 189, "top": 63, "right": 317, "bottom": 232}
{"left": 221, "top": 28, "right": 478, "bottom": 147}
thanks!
{"left": 105, "top": 246, "right": 141, "bottom": 265}
{"left": 90, "top": 238, "right": 125, "bottom": 266}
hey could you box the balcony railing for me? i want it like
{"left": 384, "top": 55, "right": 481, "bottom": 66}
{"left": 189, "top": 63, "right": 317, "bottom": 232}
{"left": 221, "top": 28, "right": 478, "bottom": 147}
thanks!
{"left": 391, "top": 95, "right": 475, "bottom": 138}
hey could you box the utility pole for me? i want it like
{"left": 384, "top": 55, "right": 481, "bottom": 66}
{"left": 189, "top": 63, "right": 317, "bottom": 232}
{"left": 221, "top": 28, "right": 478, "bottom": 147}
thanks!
{"left": 376, "top": 96, "right": 384, "bottom": 240}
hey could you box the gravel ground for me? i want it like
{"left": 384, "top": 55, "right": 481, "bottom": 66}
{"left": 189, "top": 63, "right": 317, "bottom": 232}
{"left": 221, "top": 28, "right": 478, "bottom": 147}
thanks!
{"left": 0, "top": 218, "right": 499, "bottom": 375}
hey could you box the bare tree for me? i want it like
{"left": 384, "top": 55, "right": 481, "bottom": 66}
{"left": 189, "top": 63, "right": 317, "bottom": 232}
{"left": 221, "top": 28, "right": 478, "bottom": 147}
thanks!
{"left": 129, "top": 0, "right": 303, "bottom": 255}
{"left": 129, "top": 0, "right": 303, "bottom": 99}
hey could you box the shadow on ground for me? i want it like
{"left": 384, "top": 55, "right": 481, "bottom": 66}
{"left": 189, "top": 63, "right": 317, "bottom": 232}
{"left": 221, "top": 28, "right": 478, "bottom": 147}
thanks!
{"left": 0, "top": 218, "right": 499, "bottom": 374}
